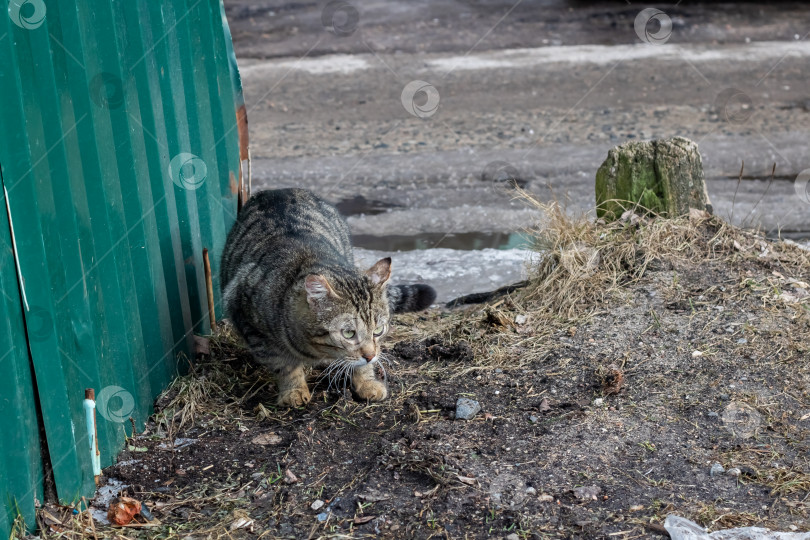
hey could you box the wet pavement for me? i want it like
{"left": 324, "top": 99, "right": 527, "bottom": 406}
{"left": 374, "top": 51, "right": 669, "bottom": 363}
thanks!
{"left": 226, "top": 0, "right": 810, "bottom": 299}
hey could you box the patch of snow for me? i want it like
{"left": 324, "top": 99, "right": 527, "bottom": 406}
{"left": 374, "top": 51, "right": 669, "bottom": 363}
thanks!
{"left": 242, "top": 42, "right": 810, "bottom": 77}
{"left": 91, "top": 508, "right": 110, "bottom": 525}
{"left": 93, "top": 478, "right": 127, "bottom": 508}
{"left": 241, "top": 54, "right": 370, "bottom": 75}
{"left": 427, "top": 41, "right": 810, "bottom": 71}
{"left": 157, "top": 438, "right": 197, "bottom": 451}
{"left": 355, "top": 247, "right": 535, "bottom": 303}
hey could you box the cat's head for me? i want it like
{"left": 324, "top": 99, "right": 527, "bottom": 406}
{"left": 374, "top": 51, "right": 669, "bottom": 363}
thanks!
{"left": 302, "top": 258, "right": 391, "bottom": 364}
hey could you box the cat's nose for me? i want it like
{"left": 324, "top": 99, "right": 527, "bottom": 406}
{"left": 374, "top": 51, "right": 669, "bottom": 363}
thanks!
{"left": 362, "top": 353, "right": 376, "bottom": 362}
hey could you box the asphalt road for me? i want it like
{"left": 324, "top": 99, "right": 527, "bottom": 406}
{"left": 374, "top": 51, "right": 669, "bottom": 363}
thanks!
{"left": 224, "top": 1, "right": 810, "bottom": 299}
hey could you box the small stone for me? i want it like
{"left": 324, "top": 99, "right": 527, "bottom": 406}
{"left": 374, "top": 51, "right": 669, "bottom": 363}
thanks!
{"left": 311, "top": 500, "right": 325, "bottom": 511}
{"left": 455, "top": 398, "right": 481, "bottom": 420}
{"left": 506, "top": 534, "right": 520, "bottom": 540}
{"left": 251, "top": 432, "right": 282, "bottom": 446}
{"left": 719, "top": 393, "right": 730, "bottom": 401}
{"left": 727, "top": 467, "right": 741, "bottom": 477}
{"left": 525, "top": 487, "right": 537, "bottom": 495}
{"left": 284, "top": 469, "right": 299, "bottom": 484}
{"left": 707, "top": 411, "right": 719, "bottom": 418}
{"left": 529, "top": 415, "right": 539, "bottom": 424}
{"left": 514, "top": 314, "right": 527, "bottom": 325}
{"left": 710, "top": 463, "right": 725, "bottom": 476}
{"left": 316, "top": 512, "right": 329, "bottom": 522}
{"left": 593, "top": 398, "right": 604, "bottom": 406}
{"left": 230, "top": 517, "right": 254, "bottom": 531}
{"left": 736, "top": 338, "right": 747, "bottom": 344}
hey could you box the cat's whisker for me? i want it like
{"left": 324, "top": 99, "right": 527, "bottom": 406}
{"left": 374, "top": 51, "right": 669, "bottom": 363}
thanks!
{"left": 340, "top": 363, "right": 352, "bottom": 397}
{"left": 341, "top": 365, "right": 353, "bottom": 395}
{"left": 318, "top": 358, "right": 354, "bottom": 396}
{"left": 317, "top": 364, "right": 340, "bottom": 389}
{"left": 318, "top": 359, "right": 343, "bottom": 380}
{"left": 326, "top": 360, "right": 350, "bottom": 396}
{"left": 376, "top": 352, "right": 395, "bottom": 367}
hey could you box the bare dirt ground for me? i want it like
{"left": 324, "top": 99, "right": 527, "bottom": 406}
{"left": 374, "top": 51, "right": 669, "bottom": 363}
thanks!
{"left": 35, "top": 206, "right": 810, "bottom": 539}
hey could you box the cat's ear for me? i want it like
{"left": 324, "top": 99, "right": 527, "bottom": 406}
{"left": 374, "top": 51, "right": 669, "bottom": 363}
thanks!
{"left": 366, "top": 257, "right": 392, "bottom": 286}
{"left": 305, "top": 274, "right": 336, "bottom": 305}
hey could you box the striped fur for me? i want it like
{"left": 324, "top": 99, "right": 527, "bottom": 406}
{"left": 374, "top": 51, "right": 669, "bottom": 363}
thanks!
{"left": 220, "top": 188, "right": 435, "bottom": 406}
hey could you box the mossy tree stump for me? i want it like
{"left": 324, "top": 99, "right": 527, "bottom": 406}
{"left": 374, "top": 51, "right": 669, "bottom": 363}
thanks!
{"left": 595, "top": 136, "right": 712, "bottom": 220}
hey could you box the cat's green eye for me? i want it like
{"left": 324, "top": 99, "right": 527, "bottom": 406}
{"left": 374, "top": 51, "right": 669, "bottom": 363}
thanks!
{"left": 341, "top": 329, "right": 356, "bottom": 339}
{"left": 373, "top": 324, "right": 385, "bottom": 337}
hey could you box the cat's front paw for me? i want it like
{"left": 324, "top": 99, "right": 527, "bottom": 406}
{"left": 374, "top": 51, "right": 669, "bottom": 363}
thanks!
{"left": 277, "top": 385, "right": 312, "bottom": 407}
{"left": 353, "top": 379, "right": 389, "bottom": 402}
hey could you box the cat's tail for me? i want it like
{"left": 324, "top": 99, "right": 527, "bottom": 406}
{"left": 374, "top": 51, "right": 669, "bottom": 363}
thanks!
{"left": 388, "top": 284, "right": 437, "bottom": 313}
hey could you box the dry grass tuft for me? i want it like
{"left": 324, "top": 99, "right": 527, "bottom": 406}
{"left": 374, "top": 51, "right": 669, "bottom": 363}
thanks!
{"left": 156, "top": 364, "right": 223, "bottom": 431}
{"left": 517, "top": 189, "right": 809, "bottom": 318}
{"left": 153, "top": 322, "right": 269, "bottom": 432}
{"left": 769, "top": 470, "right": 810, "bottom": 497}
{"left": 694, "top": 502, "right": 760, "bottom": 530}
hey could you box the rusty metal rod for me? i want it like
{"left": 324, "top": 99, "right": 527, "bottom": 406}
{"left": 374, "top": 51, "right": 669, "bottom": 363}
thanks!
{"left": 203, "top": 248, "right": 217, "bottom": 333}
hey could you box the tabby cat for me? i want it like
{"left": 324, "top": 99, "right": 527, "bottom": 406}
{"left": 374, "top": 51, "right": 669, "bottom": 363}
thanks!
{"left": 220, "top": 188, "right": 436, "bottom": 407}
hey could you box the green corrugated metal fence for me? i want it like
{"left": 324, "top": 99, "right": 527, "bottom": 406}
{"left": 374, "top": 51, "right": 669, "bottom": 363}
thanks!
{"left": 0, "top": 195, "right": 44, "bottom": 536}
{"left": 0, "top": 0, "right": 247, "bottom": 534}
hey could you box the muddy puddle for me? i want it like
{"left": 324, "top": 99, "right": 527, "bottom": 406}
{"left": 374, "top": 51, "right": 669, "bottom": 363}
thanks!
{"left": 352, "top": 231, "right": 531, "bottom": 252}
{"left": 335, "top": 195, "right": 402, "bottom": 216}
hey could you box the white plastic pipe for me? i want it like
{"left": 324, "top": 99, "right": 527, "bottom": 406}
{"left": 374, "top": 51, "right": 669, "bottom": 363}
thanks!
{"left": 83, "top": 393, "right": 101, "bottom": 476}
